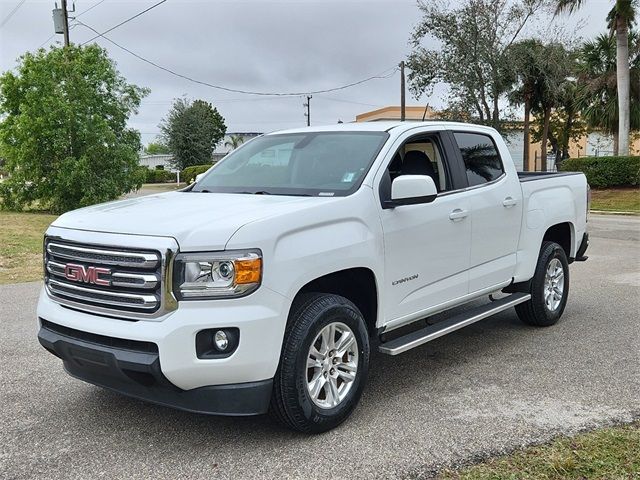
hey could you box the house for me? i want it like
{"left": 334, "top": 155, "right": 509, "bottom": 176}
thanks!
{"left": 139, "top": 154, "right": 174, "bottom": 171}
{"left": 139, "top": 133, "right": 262, "bottom": 170}
{"left": 355, "top": 105, "right": 438, "bottom": 122}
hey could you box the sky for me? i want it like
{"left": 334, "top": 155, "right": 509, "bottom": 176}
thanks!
{"left": 0, "top": 0, "right": 614, "bottom": 145}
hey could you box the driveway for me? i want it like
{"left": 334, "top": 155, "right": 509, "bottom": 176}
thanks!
{"left": 1, "top": 214, "right": 638, "bottom": 479}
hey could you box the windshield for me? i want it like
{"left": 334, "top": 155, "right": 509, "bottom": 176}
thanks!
{"left": 192, "top": 131, "right": 389, "bottom": 196}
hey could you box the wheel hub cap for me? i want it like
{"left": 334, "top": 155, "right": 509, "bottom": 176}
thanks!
{"left": 544, "top": 258, "right": 565, "bottom": 312}
{"left": 306, "top": 322, "right": 358, "bottom": 409}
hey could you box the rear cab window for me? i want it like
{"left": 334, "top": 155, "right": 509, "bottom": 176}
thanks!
{"left": 453, "top": 132, "right": 504, "bottom": 186}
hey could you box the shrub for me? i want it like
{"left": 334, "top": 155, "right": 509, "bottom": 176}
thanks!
{"left": 559, "top": 156, "right": 640, "bottom": 188}
{"left": 182, "top": 164, "right": 213, "bottom": 183}
{"left": 143, "top": 168, "right": 176, "bottom": 183}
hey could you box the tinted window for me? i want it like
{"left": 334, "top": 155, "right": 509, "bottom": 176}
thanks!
{"left": 454, "top": 133, "right": 504, "bottom": 186}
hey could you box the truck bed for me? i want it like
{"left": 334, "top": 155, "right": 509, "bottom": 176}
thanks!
{"left": 518, "top": 171, "right": 583, "bottom": 182}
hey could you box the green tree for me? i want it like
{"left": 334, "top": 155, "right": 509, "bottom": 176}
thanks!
{"left": 531, "top": 43, "right": 573, "bottom": 170}
{"left": 160, "top": 98, "right": 226, "bottom": 170}
{"left": 224, "top": 134, "right": 245, "bottom": 151}
{"left": 509, "top": 39, "right": 547, "bottom": 171}
{"left": 531, "top": 81, "right": 587, "bottom": 162}
{"left": 145, "top": 141, "right": 171, "bottom": 155}
{"left": 0, "top": 45, "right": 148, "bottom": 213}
{"left": 407, "top": 0, "right": 545, "bottom": 130}
{"left": 575, "top": 32, "right": 640, "bottom": 154}
{"left": 556, "top": 0, "right": 636, "bottom": 155}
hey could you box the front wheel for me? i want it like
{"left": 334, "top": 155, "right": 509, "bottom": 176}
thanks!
{"left": 270, "top": 293, "right": 370, "bottom": 433}
{"left": 516, "top": 241, "right": 570, "bottom": 327}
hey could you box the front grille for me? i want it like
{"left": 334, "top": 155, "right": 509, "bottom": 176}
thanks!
{"left": 44, "top": 237, "right": 169, "bottom": 319}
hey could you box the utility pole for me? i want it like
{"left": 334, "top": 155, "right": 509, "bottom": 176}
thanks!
{"left": 61, "top": 0, "right": 70, "bottom": 46}
{"left": 304, "top": 95, "right": 312, "bottom": 126}
{"left": 53, "top": 1, "right": 72, "bottom": 46}
{"left": 399, "top": 60, "right": 406, "bottom": 121}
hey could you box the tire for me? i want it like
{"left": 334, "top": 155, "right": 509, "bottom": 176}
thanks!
{"left": 516, "top": 241, "right": 570, "bottom": 327}
{"left": 270, "top": 293, "right": 370, "bottom": 433}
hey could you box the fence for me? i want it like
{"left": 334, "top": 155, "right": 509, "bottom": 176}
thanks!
{"left": 574, "top": 149, "right": 616, "bottom": 158}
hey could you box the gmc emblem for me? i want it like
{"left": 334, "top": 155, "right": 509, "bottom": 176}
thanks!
{"left": 64, "top": 263, "right": 111, "bottom": 286}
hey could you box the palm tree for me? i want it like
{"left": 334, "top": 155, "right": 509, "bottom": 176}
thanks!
{"left": 530, "top": 43, "right": 571, "bottom": 171}
{"left": 556, "top": 0, "right": 636, "bottom": 155}
{"left": 509, "top": 40, "right": 546, "bottom": 171}
{"left": 576, "top": 33, "right": 640, "bottom": 154}
{"left": 224, "top": 134, "right": 245, "bottom": 151}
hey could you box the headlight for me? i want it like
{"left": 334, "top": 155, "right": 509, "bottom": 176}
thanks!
{"left": 173, "top": 250, "right": 262, "bottom": 299}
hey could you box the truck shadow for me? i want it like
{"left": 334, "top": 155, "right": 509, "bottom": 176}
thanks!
{"left": 68, "top": 307, "right": 537, "bottom": 445}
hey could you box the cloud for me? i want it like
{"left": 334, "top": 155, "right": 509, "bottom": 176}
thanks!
{"left": 1, "top": 0, "right": 602, "bottom": 143}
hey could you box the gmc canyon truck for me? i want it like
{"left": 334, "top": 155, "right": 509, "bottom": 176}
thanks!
{"left": 38, "top": 122, "right": 589, "bottom": 433}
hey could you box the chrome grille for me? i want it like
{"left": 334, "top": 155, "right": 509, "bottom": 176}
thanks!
{"left": 44, "top": 237, "right": 175, "bottom": 319}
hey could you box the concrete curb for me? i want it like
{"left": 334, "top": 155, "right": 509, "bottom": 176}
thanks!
{"left": 590, "top": 210, "right": 640, "bottom": 216}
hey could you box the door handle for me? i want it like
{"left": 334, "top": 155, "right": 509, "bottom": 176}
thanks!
{"left": 502, "top": 197, "right": 518, "bottom": 208}
{"left": 449, "top": 208, "right": 468, "bottom": 221}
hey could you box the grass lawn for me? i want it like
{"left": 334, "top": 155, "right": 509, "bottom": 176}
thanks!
{"left": 438, "top": 422, "right": 640, "bottom": 480}
{"left": 0, "top": 211, "right": 57, "bottom": 285}
{"left": 590, "top": 188, "right": 640, "bottom": 213}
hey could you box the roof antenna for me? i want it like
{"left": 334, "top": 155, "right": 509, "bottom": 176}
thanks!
{"left": 422, "top": 103, "right": 430, "bottom": 122}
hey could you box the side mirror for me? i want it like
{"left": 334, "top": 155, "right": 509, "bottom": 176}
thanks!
{"left": 385, "top": 175, "right": 437, "bottom": 208}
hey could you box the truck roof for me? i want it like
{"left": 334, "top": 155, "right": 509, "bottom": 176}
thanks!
{"left": 270, "top": 121, "right": 499, "bottom": 136}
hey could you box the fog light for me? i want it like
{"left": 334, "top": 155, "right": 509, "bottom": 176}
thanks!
{"left": 214, "top": 330, "right": 229, "bottom": 351}
{"left": 195, "top": 327, "right": 239, "bottom": 359}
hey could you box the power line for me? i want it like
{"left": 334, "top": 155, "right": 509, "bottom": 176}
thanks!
{"left": 80, "top": 0, "right": 168, "bottom": 45}
{"left": 141, "top": 96, "right": 302, "bottom": 105}
{"left": 76, "top": 20, "right": 398, "bottom": 96}
{"left": 315, "top": 95, "right": 382, "bottom": 108}
{"left": 76, "top": 0, "right": 109, "bottom": 18}
{"left": 37, "top": 24, "right": 80, "bottom": 49}
{"left": 0, "top": 0, "right": 27, "bottom": 28}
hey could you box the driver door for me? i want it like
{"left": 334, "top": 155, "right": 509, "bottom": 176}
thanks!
{"left": 376, "top": 130, "right": 472, "bottom": 329}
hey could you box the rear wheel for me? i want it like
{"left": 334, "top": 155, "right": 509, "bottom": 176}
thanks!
{"left": 516, "top": 241, "right": 569, "bottom": 327}
{"left": 270, "top": 293, "right": 370, "bottom": 433}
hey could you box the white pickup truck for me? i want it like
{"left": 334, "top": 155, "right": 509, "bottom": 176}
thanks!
{"left": 38, "top": 122, "right": 589, "bottom": 432}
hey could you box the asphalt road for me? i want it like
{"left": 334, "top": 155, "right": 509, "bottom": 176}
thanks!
{"left": 1, "top": 214, "right": 639, "bottom": 479}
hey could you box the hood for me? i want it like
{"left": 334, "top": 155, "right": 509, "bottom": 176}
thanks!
{"left": 52, "top": 191, "right": 328, "bottom": 250}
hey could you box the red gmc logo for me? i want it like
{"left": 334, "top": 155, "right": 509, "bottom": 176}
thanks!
{"left": 64, "top": 263, "right": 111, "bottom": 286}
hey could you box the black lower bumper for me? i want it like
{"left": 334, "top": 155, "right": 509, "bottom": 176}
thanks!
{"left": 37, "top": 319, "right": 272, "bottom": 416}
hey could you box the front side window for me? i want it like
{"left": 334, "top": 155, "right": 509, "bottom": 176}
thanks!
{"left": 454, "top": 132, "right": 504, "bottom": 186}
{"left": 387, "top": 137, "right": 451, "bottom": 192}
{"left": 193, "top": 132, "right": 388, "bottom": 197}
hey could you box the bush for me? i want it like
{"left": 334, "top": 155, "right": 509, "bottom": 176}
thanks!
{"left": 182, "top": 164, "right": 212, "bottom": 183}
{"left": 143, "top": 168, "right": 176, "bottom": 183}
{"left": 559, "top": 156, "right": 640, "bottom": 188}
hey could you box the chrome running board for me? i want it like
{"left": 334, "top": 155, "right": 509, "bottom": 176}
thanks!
{"left": 378, "top": 293, "right": 531, "bottom": 355}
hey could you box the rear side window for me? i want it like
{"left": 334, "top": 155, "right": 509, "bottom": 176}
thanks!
{"left": 454, "top": 132, "right": 504, "bottom": 186}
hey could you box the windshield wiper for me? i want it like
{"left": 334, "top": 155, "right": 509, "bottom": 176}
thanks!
{"left": 199, "top": 190, "right": 314, "bottom": 196}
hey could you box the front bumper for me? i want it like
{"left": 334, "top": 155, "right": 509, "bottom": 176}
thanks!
{"left": 37, "top": 282, "right": 290, "bottom": 391}
{"left": 38, "top": 319, "right": 272, "bottom": 415}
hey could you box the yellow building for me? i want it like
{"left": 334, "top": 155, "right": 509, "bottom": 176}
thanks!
{"left": 355, "top": 105, "right": 438, "bottom": 122}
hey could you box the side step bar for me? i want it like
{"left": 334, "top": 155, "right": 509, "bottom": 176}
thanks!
{"left": 378, "top": 292, "right": 531, "bottom": 355}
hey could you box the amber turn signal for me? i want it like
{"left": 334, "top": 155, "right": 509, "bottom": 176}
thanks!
{"left": 234, "top": 257, "right": 262, "bottom": 284}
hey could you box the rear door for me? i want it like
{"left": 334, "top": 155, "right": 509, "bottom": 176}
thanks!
{"left": 449, "top": 130, "right": 523, "bottom": 293}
